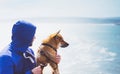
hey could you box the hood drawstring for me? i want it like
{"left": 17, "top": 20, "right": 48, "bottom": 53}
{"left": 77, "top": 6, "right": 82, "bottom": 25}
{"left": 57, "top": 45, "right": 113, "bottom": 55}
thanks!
{"left": 23, "top": 50, "right": 35, "bottom": 63}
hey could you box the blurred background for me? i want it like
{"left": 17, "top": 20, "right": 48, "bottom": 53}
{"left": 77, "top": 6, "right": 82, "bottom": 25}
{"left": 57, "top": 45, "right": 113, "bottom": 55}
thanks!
{"left": 0, "top": 0, "right": 120, "bottom": 74}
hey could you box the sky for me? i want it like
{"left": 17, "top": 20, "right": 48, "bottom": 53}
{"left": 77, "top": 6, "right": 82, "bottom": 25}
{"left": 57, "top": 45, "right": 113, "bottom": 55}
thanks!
{"left": 0, "top": 0, "right": 120, "bottom": 19}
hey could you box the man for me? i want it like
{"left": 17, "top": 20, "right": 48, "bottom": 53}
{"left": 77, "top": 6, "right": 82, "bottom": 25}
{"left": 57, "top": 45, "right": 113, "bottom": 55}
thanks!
{"left": 0, "top": 20, "right": 61, "bottom": 74}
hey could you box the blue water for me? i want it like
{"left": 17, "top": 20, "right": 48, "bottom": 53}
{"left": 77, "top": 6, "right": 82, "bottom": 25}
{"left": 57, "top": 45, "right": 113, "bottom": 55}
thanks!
{"left": 32, "top": 22, "right": 120, "bottom": 74}
{"left": 0, "top": 20, "right": 120, "bottom": 74}
{"left": 39, "top": 23, "right": 120, "bottom": 74}
{"left": 28, "top": 22, "right": 119, "bottom": 74}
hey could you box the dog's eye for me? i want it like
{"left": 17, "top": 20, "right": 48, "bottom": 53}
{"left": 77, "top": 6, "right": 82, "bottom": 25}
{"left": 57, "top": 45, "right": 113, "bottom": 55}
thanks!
{"left": 55, "top": 36, "right": 60, "bottom": 41}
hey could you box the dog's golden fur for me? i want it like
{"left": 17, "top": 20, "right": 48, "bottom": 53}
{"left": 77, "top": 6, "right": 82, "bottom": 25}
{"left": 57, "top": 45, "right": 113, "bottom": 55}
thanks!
{"left": 36, "top": 31, "right": 69, "bottom": 74}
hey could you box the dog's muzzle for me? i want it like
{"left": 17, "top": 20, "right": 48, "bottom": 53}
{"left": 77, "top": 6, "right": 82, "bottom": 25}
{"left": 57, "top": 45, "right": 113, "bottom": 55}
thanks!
{"left": 61, "top": 42, "right": 69, "bottom": 48}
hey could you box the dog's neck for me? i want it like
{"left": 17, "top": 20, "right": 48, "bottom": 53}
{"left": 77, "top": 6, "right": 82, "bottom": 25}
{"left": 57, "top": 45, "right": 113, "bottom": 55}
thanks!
{"left": 41, "top": 43, "right": 57, "bottom": 52}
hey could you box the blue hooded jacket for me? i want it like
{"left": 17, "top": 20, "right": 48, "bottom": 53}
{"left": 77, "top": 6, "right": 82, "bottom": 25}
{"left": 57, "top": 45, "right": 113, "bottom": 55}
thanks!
{"left": 0, "top": 20, "right": 36, "bottom": 74}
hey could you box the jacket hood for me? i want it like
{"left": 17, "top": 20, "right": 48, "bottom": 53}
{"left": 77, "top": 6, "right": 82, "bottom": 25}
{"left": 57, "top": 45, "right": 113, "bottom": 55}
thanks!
{"left": 11, "top": 20, "right": 36, "bottom": 52}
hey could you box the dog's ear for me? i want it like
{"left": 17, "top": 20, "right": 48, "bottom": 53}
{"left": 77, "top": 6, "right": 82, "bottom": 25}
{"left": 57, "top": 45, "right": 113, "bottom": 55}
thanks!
{"left": 56, "top": 30, "right": 61, "bottom": 35}
{"left": 54, "top": 30, "right": 61, "bottom": 38}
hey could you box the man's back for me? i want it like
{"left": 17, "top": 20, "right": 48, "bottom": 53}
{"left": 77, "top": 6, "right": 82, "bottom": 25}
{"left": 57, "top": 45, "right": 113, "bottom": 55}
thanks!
{"left": 0, "top": 43, "right": 36, "bottom": 74}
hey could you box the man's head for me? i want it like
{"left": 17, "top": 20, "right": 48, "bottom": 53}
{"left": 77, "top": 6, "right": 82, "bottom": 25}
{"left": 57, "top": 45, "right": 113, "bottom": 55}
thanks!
{"left": 11, "top": 20, "right": 36, "bottom": 49}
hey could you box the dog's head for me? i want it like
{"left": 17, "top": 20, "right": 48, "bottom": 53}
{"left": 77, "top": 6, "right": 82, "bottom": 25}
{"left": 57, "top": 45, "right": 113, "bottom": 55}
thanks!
{"left": 50, "top": 30, "right": 69, "bottom": 48}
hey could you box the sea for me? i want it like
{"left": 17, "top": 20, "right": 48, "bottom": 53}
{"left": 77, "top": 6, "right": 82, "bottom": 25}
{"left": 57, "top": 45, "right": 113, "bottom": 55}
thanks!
{"left": 0, "top": 18, "right": 120, "bottom": 74}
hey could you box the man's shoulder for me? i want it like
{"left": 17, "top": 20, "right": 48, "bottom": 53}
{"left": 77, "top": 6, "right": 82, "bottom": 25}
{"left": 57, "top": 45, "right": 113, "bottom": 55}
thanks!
{"left": 0, "top": 49, "right": 13, "bottom": 62}
{"left": 0, "top": 44, "right": 14, "bottom": 59}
